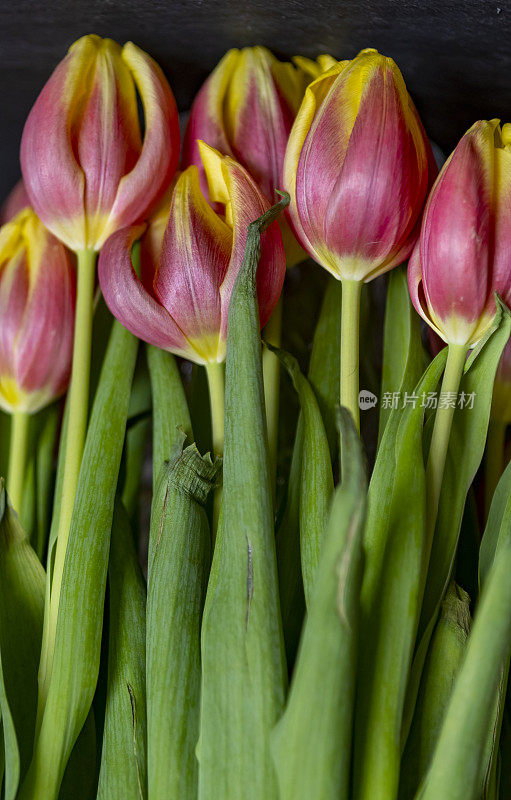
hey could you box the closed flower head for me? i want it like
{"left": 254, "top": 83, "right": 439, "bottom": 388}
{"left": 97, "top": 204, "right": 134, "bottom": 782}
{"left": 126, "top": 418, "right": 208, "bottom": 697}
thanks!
{"left": 21, "top": 34, "right": 180, "bottom": 252}
{"left": 409, "top": 120, "right": 511, "bottom": 346}
{"left": 0, "top": 209, "right": 75, "bottom": 413}
{"left": 284, "top": 48, "right": 436, "bottom": 282}
{"left": 98, "top": 143, "right": 286, "bottom": 364}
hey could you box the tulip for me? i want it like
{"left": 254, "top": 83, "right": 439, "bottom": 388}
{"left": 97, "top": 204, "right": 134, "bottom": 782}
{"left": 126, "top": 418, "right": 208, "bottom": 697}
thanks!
{"left": 284, "top": 48, "right": 436, "bottom": 430}
{"left": 20, "top": 34, "right": 180, "bottom": 633}
{"left": 0, "top": 208, "right": 75, "bottom": 510}
{"left": 409, "top": 120, "right": 511, "bottom": 348}
{"left": 183, "top": 46, "right": 311, "bottom": 267}
{"left": 99, "top": 142, "right": 286, "bottom": 455}
{"left": 408, "top": 120, "right": 511, "bottom": 539}
{"left": 21, "top": 34, "right": 180, "bottom": 253}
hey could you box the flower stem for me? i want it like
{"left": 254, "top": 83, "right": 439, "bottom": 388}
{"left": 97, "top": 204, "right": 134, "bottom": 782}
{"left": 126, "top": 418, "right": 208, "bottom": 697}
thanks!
{"left": 7, "top": 410, "right": 29, "bottom": 513}
{"left": 425, "top": 343, "right": 468, "bottom": 556}
{"left": 40, "top": 248, "right": 96, "bottom": 707}
{"left": 262, "top": 295, "right": 283, "bottom": 493}
{"left": 205, "top": 361, "right": 225, "bottom": 534}
{"left": 340, "top": 279, "right": 362, "bottom": 432}
{"left": 485, "top": 418, "right": 507, "bottom": 518}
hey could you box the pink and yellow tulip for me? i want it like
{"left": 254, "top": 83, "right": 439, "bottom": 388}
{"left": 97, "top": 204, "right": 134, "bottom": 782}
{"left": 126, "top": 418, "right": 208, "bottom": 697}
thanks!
{"left": 20, "top": 34, "right": 180, "bottom": 253}
{"left": 98, "top": 142, "right": 286, "bottom": 365}
{"left": 0, "top": 208, "right": 75, "bottom": 414}
{"left": 409, "top": 120, "right": 511, "bottom": 347}
{"left": 284, "top": 48, "right": 436, "bottom": 283}
{"left": 182, "top": 46, "right": 316, "bottom": 266}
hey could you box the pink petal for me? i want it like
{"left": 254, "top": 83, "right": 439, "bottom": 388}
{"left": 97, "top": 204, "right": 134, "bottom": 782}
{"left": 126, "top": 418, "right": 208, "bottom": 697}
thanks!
{"left": 219, "top": 157, "right": 285, "bottom": 336}
{"left": 155, "top": 167, "right": 232, "bottom": 352}
{"left": 421, "top": 121, "right": 493, "bottom": 329}
{"left": 98, "top": 224, "right": 193, "bottom": 357}
{"left": 20, "top": 39, "right": 89, "bottom": 249}
{"left": 106, "top": 42, "right": 181, "bottom": 244}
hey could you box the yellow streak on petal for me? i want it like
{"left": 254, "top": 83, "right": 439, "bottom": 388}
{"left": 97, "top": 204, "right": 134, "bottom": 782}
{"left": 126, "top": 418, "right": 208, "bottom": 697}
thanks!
{"left": 198, "top": 141, "right": 234, "bottom": 227}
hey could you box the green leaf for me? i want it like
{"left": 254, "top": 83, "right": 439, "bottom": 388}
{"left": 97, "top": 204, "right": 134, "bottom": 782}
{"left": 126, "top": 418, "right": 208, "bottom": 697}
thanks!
{"left": 20, "top": 321, "right": 138, "bottom": 800}
{"left": 269, "top": 345, "right": 333, "bottom": 607}
{"left": 0, "top": 482, "right": 45, "bottom": 798}
{"left": 414, "top": 535, "right": 511, "bottom": 800}
{"left": 400, "top": 583, "right": 471, "bottom": 799}
{"left": 97, "top": 500, "right": 147, "bottom": 800}
{"left": 353, "top": 351, "right": 448, "bottom": 800}
{"left": 33, "top": 405, "right": 60, "bottom": 563}
{"left": 271, "top": 407, "right": 367, "bottom": 800}
{"left": 198, "top": 197, "right": 288, "bottom": 800}
{"left": 121, "top": 351, "right": 151, "bottom": 526}
{"left": 0, "top": 410, "right": 10, "bottom": 478}
{"left": 378, "top": 265, "right": 425, "bottom": 445}
{"left": 307, "top": 276, "right": 342, "bottom": 459}
{"left": 479, "top": 457, "right": 511, "bottom": 587}
{"left": 146, "top": 441, "right": 218, "bottom": 800}
{"left": 405, "top": 306, "right": 511, "bottom": 742}
{"left": 146, "top": 345, "right": 192, "bottom": 492}
{"left": 474, "top": 461, "right": 511, "bottom": 799}
{"left": 276, "top": 276, "right": 341, "bottom": 666}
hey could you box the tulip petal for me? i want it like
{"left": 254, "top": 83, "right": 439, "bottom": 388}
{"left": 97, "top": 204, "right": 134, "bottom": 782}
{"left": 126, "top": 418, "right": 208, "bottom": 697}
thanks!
{"left": 98, "top": 225, "right": 194, "bottom": 358}
{"left": 283, "top": 61, "right": 349, "bottom": 269}
{"left": 225, "top": 47, "right": 296, "bottom": 201}
{"left": 154, "top": 166, "right": 232, "bottom": 361}
{"left": 407, "top": 241, "right": 446, "bottom": 341}
{"left": 0, "top": 180, "right": 31, "bottom": 224}
{"left": 104, "top": 42, "right": 180, "bottom": 246}
{"left": 20, "top": 37, "right": 91, "bottom": 249}
{"left": 182, "top": 49, "right": 237, "bottom": 174}
{"left": 73, "top": 38, "right": 142, "bottom": 248}
{"left": 493, "top": 141, "right": 511, "bottom": 305}
{"left": 217, "top": 154, "right": 286, "bottom": 337}
{"left": 323, "top": 64, "right": 429, "bottom": 280}
{"left": 15, "top": 236, "right": 75, "bottom": 397}
{"left": 421, "top": 121, "right": 495, "bottom": 339}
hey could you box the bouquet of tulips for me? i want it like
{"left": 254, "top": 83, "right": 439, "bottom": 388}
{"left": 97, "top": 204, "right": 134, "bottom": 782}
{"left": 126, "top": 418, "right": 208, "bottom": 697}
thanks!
{"left": 1, "top": 34, "right": 510, "bottom": 800}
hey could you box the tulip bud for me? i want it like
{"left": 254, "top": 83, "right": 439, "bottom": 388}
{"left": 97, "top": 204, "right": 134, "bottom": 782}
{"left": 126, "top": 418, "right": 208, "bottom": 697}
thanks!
{"left": 98, "top": 143, "right": 285, "bottom": 364}
{"left": 284, "top": 48, "right": 436, "bottom": 282}
{"left": 182, "top": 46, "right": 314, "bottom": 266}
{"left": 409, "top": 120, "right": 511, "bottom": 347}
{"left": 0, "top": 209, "right": 75, "bottom": 413}
{"left": 21, "top": 34, "right": 180, "bottom": 252}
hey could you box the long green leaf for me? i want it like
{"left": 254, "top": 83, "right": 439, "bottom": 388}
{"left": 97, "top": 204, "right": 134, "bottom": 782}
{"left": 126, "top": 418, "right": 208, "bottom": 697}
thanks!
{"left": 276, "top": 276, "right": 341, "bottom": 665}
{"left": 378, "top": 265, "right": 424, "bottom": 444}
{"left": 0, "top": 482, "right": 45, "bottom": 798}
{"left": 20, "top": 321, "right": 138, "bottom": 800}
{"left": 97, "top": 500, "right": 147, "bottom": 800}
{"left": 122, "top": 351, "right": 152, "bottom": 526}
{"left": 34, "top": 404, "right": 60, "bottom": 563}
{"left": 198, "top": 198, "right": 288, "bottom": 800}
{"left": 414, "top": 535, "right": 511, "bottom": 800}
{"left": 270, "top": 345, "right": 333, "bottom": 606}
{"left": 146, "top": 345, "right": 192, "bottom": 492}
{"left": 307, "top": 276, "right": 342, "bottom": 458}
{"left": 147, "top": 440, "right": 218, "bottom": 800}
{"left": 404, "top": 307, "right": 511, "bottom": 742}
{"left": 354, "top": 351, "right": 448, "bottom": 800}
{"left": 272, "top": 407, "right": 366, "bottom": 800}
{"left": 400, "top": 583, "right": 471, "bottom": 799}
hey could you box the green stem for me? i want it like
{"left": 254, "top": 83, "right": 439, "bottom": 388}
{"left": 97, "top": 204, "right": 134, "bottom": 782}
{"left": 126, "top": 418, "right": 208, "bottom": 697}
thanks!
{"left": 7, "top": 410, "right": 29, "bottom": 513}
{"left": 485, "top": 418, "right": 507, "bottom": 518}
{"left": 425, "top": 343, "right": 468, "bottom": 558}
{"left": 262, "top": 295, "right": 283, "bottom": 493}
{"left": 205, "top": 361, "right": 225, "bottom": 533}
{"left": 40, "top": 248, "right": 96, "bottom": 707}
{"left": 340, "top": 279, "right": 362, "bottom": 432}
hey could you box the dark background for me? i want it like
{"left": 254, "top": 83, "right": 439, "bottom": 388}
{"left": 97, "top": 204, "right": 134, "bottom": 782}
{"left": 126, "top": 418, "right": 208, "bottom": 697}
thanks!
{"left": 1, "top": 0, "right": 509, "bottom": 200}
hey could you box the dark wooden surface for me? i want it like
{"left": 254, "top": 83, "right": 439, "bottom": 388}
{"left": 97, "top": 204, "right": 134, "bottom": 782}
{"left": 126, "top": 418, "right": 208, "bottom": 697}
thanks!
{"left": 1, "top": 0, "right": 509, "bottom": 199}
